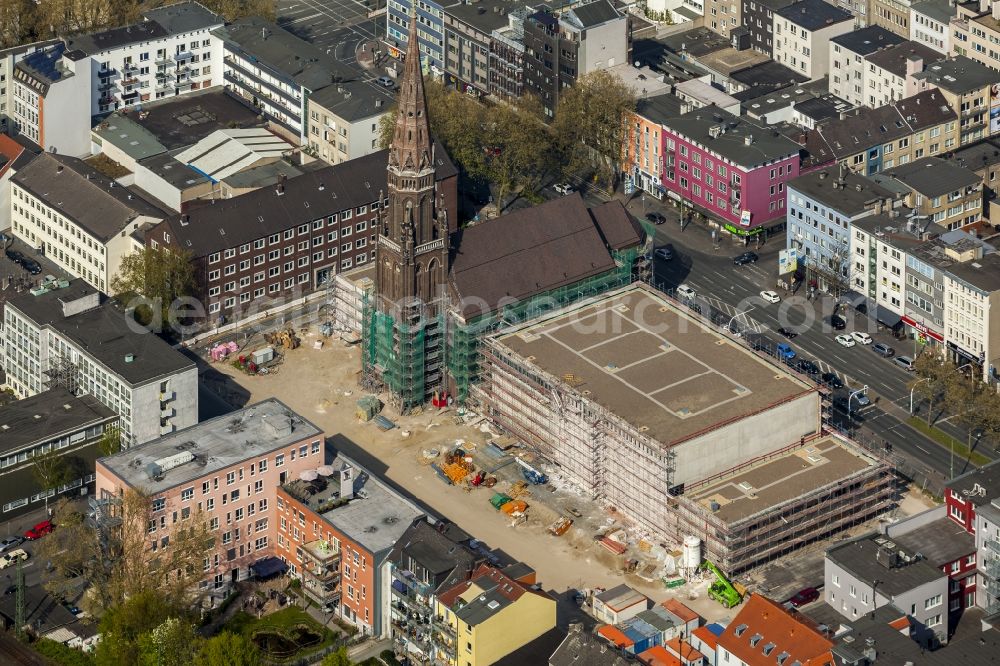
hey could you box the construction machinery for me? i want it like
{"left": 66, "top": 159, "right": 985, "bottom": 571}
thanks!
{"left": 266, "top": 327, "right": 300, "bottom": 350}
{"left": 702, "top": 560, "right": 745, "bottom": 608}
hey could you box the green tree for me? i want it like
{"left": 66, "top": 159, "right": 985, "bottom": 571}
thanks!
{"left": 553, "top": 69, "right": 637, "bottom": 189}
{"left": 941, "top": 365, "right": 1000, "bottom": 475}
{"left": 111, "top": 246, "right": 197, "bottom": 328}
{"left": 31, "top": 447, "right": 71, "bottom": 510}
{"left": 320, "top": 646, "right": 353, "bottom": 666}
{"left": 910, "top": 353, "right": 951, "bottom": 424}
{"left": 95, "top": 589, "right": 188, "bottom": 666}
{"left": 200, "top": 0, "right": 276, "bottom": 21}
{"left": 138, "top": 617, "right": 202, "bottom": 666}
{"left": 0, "top": 0, "right": 37, "bottom": 49}
{"left": 193, "top": 632, "right": 262, "bottom": 666}
{"left": 97, "top": 424, "right": 124, "bottom": 457}
{"left": 482, "top": 95, "right": 554, "bottom": 210}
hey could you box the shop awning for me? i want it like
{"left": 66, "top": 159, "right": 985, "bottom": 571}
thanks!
{"left": 875, "top": 305, "right": 902, "bottom": 329}
{"left": 250, "top": 557, "right": 288, "bottom": 579}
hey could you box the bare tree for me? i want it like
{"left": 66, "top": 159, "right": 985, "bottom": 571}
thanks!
{"left": 910, "top": 353, "right": 951, "bottom": 424}
{"left": 31, "top": 448, "right": 71, "bottom": 511}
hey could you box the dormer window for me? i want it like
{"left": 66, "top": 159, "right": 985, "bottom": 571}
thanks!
{"left": 750, "top": 633, "right": 763, "bottom": 647}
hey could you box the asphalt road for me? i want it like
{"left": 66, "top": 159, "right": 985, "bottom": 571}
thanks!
{"left": 636, "top": 196, "right": 988, "bottom": 484}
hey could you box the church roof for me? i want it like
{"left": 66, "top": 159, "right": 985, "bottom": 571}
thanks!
{"left": 450, "top": 194, "right": 634, "bottom": 319}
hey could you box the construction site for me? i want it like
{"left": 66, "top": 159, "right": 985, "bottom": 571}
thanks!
{"left": 474, "top": 283, "right": 895, "bottom": 575}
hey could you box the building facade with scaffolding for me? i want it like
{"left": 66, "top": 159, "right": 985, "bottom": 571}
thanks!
{"left": 475, "top": 283, "right": 894, "bottom": 575}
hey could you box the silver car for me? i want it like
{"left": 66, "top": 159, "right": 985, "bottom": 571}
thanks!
{"left": 0, "top": 536, "right": 24, "bottom": 553}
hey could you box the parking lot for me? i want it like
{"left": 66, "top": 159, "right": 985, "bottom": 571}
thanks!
{"left": 276, "top": 0, "right": 382, "bottom": 67}
{"left": 0, "top": 234, "right": 73, "bottom": 310}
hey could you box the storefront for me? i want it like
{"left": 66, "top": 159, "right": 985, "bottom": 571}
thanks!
{"left": 901, "top": 315, "right": 944, "bottom": 348}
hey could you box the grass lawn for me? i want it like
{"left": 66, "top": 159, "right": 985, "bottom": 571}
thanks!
{"left": 908, "top": 417, "right": 992, "bottom": 467}
{"left": 223, "top": 606, "right": 338, "bottom": 658}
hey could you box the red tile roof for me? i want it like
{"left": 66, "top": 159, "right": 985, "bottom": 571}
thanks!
{"left": 664, "top": 638, "right": 704, "bottom": 664}
{"left": 436, "top": 563, "right": 527, "bottom": 608}
{"left": 638, "top": 645, "right": 682, "bottom": 666}
{"left": 716, "top": 594, "right": 835, "bottom": 666}
{"left": 660, "top": 599, "right": 700, "bottom": 625}
{"left": 597, "top": 624, "right": 634, "bottom": 648}
{"left": 692, "top": 625, "right": 720, "bottom": 651}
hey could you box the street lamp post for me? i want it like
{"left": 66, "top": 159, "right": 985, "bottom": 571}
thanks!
{"left": 849, "top": 385, "right": 869, "bottom": 415}
{"left": 952, "top": 363, "right": 975, "bottom": 479}
{"left": 910, "top": 377, "right": 931, "bottom": 415}
{"left": 727, "top": 307, "right": 754, "bottom": 334}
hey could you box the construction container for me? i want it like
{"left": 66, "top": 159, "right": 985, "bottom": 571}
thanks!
{"left": 490, "top": 493, "right": 513, "bottom": 510}
{"left": 356, "top": 396, "right": 382, "bottom": 422}
{"left": 252, "top": 347, "right": 275, "bottom": 365}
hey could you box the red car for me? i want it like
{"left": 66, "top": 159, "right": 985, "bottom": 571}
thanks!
{"left": 24, "top": 520, "right": 53, "bottom": 540}
{"left": 788, "top": 587, "right": 820, "bottom": 607}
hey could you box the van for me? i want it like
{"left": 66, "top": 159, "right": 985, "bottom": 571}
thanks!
{"left": 894, "top": 355, "right": 915, "bottom": 371}
{"left": 676, "top": 284, "right": 695, "bottom": 300}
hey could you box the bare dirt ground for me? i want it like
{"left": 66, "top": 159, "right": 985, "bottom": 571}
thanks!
{"left": 201, "top": 325, "right": 940, "bottom": 623}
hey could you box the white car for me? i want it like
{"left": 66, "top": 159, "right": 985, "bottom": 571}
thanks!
{"left": 554, "top": 183, "right": 574, "bottom": 195}
{"left": 759, "top": 290, "right": 780, "bottom": 304}
{"left": 676, "top": 284, "right": 696, "bottom": 300}
{"left": 835, "top": 334, "right": 856, "bottom": 348}
{"left": 851, "top": 331, "right": 873, "bottom": 345}
{"left": 0, "top": 549, "right": 28, "bottom": 570}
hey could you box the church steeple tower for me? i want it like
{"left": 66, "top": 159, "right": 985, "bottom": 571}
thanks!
{"left": 377, "top": 3, "right": 447, "bottom": 308}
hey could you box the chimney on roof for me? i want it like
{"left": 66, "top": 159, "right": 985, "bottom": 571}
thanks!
{"left": 906, "top": 55, "right": 924, "bottom": 80}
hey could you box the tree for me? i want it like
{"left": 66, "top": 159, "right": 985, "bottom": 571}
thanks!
{"left": 200, "top": 0, "right": 276, "bottom": 22}
{"left": 481, "top": 95, "right": 554, "bottom": 209}
{"left": 31, "top": 448, "right": 71, "bottom": 510}
{"left": 193, "top": 632, "right": 262, "bottom": 666}
{"left": 111, "top": 246, "right": 197, "bottom": 329}
{"left": 94, "top": 589, "right": 188, "bottom": 666}
{"left": 910, "top": 353, "right": 952, "bottom": 424}
{"left": 553, "top": 69, "right": 637, "bottom": 190}
{"left": 36, "top": 488, "right": 213, "bottom": 615}
{"left": 138, "top": 617, "right": 202, "bottom": 666}
{"left": 0, "top": 0, "right": 37, "bottom": 49}
{"left": 320, "top": 646, "right": 353, "bottom": 666}
{"left": 98, "top": 424, "right": 124, "bottom": 457}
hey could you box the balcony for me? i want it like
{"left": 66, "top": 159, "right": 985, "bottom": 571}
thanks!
{"left": 175, "top": 50, "right": 193, "bottom": 62}
{"left": 155, "top": 56, "right": 173, "bottom": 66}
{"left": 160, "top": 407, "right": 175, "bottom": 419}
{"left": 160, "top": 391, "right": 175, "bottom": 402}
{"left": 160, "top": 423, "right": 175, "bottom": 436}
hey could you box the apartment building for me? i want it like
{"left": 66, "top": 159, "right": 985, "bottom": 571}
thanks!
{"left": 877, "top": 156, "right": 983, "bottom": 230}
{"left": 952, "top": 0, "right": 1000, "bottom": 71}
{"left": 1, "top": 280, "right": 197, "bottom": 445}
{"left": 870, "top": 0, "right": 916, "bottom": 36}
{"left": 834, "top": 41, "right": 942, "bottom": 109}
{"left": 10, "top": 3, "right": 223, "bottom": 156}
{"left": 943, "top": 252, "right": 1000, "bottom": 377}
{"left": 442, "top": 0, "right": 525, "bottom": 97}
{"left": 772, "top": 0, "right": 854, "bottom": 80}
{"left": 896, "top": 230, "right": 974, "bottom": 348}
{"left": 0, "top": 40, "right": 60, "bottom": 127}
{"left": 825, "top": 534, "right": 950, "bottom": 645}
{"left": 908, "top": 56, "right": 1000, "bottom": 145}
{"left": 660, "top": 106, "right": 802, "bottom": 235}
{"left": 146, "top": 148, "right": 457, "bottom": 320}
{"left": 214, "top": 18, "right": 350, "bottom": 142}
{"left": 434, "top": 563, "right": 556, "bottom": 666}
{"left": 803, "top": 90, "right": 958, "bottom": 174}
{"left": 716, "top": 595, "right": 834, "bottom": 665}
{"left": 306, "top": 81, "right": 394, "bottom": 165}
{"left": 95, "top": 399, "right": 323, "bottom": 594}
{"left": 624, "top": 93, "right": 681, "bottom": 197}
{"left": 741, "top": 0, "right": 796, "bottom": 56}
{"left": 386, "top": 0, "right": 448, "bottom": 74}
{"left": 828, "top": 26, "right": 905, "bottom": 109}
{"left": 911, "top": 0, "right": 954, "bottom": 54}
{"left": 705, "top": 0, "right": 742, "bottom": 38}
{"left": 274, "top": 454, "right": 424, "bottom": 636}
{"left": 9, "top": 153, "right": 166, "bottom": 292}
{"left": 0, "top": 387, "right": 116, "bottom": 518}
{"left": 786, "top": 168, "right": 896, "bottom": 293}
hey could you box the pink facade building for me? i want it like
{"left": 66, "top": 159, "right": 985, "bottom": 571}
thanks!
{"left": 95, "top": 399, "right": 325, "bottom": 598}
{"left": 660, "top": 106, "right": 802, "bottom": 235}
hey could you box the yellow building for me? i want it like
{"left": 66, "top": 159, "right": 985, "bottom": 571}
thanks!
{"left": 434, "top": 564, "right": 556, "bottom": 666}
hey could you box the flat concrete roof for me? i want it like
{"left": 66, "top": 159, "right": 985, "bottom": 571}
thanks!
{"left": 99, "top": 399, "right": 322, "bottom": 494}
{"left": 686, "top": 435, "right": 878, "bottom": 524}
{"left": 494, "top": 285, "right": 812, "bottom": 447}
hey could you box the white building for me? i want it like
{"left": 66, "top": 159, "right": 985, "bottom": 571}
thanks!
{"left": 828, "top": 26, "right": 905, "bottom": 109}
{"left": 307, "top": 80, "right": 394, "bottom": 166}
{"left": 850, "top": 215, "right": 919, "bottom": 319}
{"left": 773, "top": 0, "right": 854, "bottom": 80}
{"left": 0, "top": 39, "right": 60, "bottom": 128}
{"left": 943, "top": 252, "right": 1000, "bottom": 379}
{"left": 910, "top": 0, "right": 953, "bottom": 55}
{"left": 9, "top": 153, "right": 166, "bottom": 293}
{"left": 1, "top": 280, "right": 198, "bottom": 445}
{"left": 856, "top": 41, "right": 942, "bottom": 109}
{"left": 9, "top": 2, "right": 224, "bottom": 157}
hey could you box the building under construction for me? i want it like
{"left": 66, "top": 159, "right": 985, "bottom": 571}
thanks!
{"left": 475, "top": 283, "right": 893, "bottom": 575}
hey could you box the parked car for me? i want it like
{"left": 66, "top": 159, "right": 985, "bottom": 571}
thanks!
{"left": 0, "top": 536, "right": 24, "bottom": 554}
{"left": 788, "top": 587, "right": 820, "bottom": 607}
{"left": 733, "top": 251, "right": 758, "bottom": 265}
{"left": 5, "top": 249, "right": 24, "bottom": 264}
{"left": 821, "top": 372, "right": 844, "bottom": 389}
{"left": 851, "top": 331, "right": 873, "bottom": 345}
{"left": 759, "top": 290, "right": 780, "bottom": 304}
{"left": 553, "top": 183, "right": 574, "bottom": 195}
{"left": 655, "top": 246, "right": 674, "bottom": 261}
{"left": 796, "top": 359, "right": 820, "bottom": 374}
{"left": 24, "top": 520, "right": 53, "bottom": 540}
{"left": 894, "top": 355, "right": 915, "bottom": 371}
{"left": 645, "top": 212, "right": 666, "bottom": 225}
{"left": 830, "top": 315, "right": 846, "bottom": 330}
{"left": 0, "top": 549, "right": 28, "bottom": 570}
{"left": 776, "top": 343, "right": 796, "bottom": 361}
{"left": 676, "top": 284, "right": 695, "bottom": 300}
{"left": 835, "top": 334, "right": 856, "bottom": 347}
{"left": 872, "top": 343, "right": 895, "bottom": 358}
{"left": 62, "top": 601, "right": 81, "bottom": 615}
{"left": 21, "top": 259, "right": 41, "bottom": 275}
{"left": 376, "top": 75, "right": 395, "bottom": 88}
{"left": 777, "top": 327, "right": 798, "bottom": 339}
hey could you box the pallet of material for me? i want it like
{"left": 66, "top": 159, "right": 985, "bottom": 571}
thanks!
{"left": 430, "top": 463, "right": 452, "bottom": 485}
{"left": 500, "top": 500, "right": 528, "bottom": 515}
{"left": 599, "top": 537, "right": 628, "bottom": 555}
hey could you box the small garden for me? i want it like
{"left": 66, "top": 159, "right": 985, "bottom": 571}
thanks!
{"left": 223, "top": 606, "right": 338, "bottom": 663}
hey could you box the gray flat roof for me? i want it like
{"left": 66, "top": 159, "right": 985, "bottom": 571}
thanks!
{"left": 447, "top": 0, "right": 526, "bottom": 33}
{"left": 99, "top": 399, "right": 323, "bottom": 494}
{"left": 494, "top": 285, "right": 813, "bottom": 447}
{"left": 884, "top": 156, "right": 981, "bottom": 197}
{"left": 309, "top": 78, "right": 395, "bottom": 123}
{"left": 865, "top": 41, "right": 943, "bottom": 78}
{"left": 947, "top": 459, "right": 1000, "bottom": 506}
{"left": 64, "top": 2, "right": 222, "bottom": 56}
{"left": 945, "top": 251, "right": 1000, "bottom": 292}
{"left": 7, "top": 280, "right": 195, "bottom": 386}
{"left": 0, "top": 387, "right": 116, "bottom": 453}
{"left": 636, "top": 93, "right": 683, "bottom": 125}
{"left": 776, "top": 0, "right": 852, "bottom": 29}
{"left": 830, "top": 25, "right": 904, "bottom": 56}
{"left": 661, "top": 106, "right": 800, "bottom": 168}
{"left": 788, "top": 169, "right": 895, "bottom": 216}
{"left": 686, "top": 435, "right": 879, "bottom": 524}
{"left": 911, "top": 0, "right": 955, "bottom": 23}
{"left": 282, "top": 453, "right": 423, "bottom": 555}
{"left": 912, "top": 56, "right": 999, "bottom": 94}
{"left": 827, "top": 533, "right": 944, "bottom": 596}
{"left": 891, "top": 516, "right": 975, "bottom": 566}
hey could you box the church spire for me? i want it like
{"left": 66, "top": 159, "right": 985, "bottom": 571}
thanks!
{"left": 388, "top": 4, "right": 432, "bottom": 172}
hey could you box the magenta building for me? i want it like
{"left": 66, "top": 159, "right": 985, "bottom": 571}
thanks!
{"left": 660, "top": 106, "right": 802, "bottom": 235}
